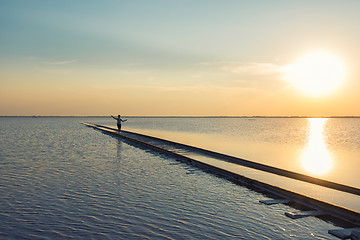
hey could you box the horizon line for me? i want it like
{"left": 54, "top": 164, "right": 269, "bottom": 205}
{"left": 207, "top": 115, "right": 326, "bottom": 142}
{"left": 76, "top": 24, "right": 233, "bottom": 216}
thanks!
{"left": 1, "top": 115, "right": 360, "bottom": 118}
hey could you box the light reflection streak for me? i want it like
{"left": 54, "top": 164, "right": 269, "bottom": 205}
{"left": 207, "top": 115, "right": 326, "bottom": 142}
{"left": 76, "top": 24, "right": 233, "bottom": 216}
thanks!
{"left": 301, "top": 118, "right": 333, "bottom": 176}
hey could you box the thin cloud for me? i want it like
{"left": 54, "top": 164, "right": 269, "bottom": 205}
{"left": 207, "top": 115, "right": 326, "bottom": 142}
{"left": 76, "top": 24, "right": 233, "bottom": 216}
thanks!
{"left": 24, "top": 56, "right": 38, "bottom": 61}
{"left": 44, "top": 59, "right": 78, "bottom": 65}
{"left": 91, "top": 83, "right": 254, "bottom": 93}
{"left": 221, "top": 62, "right": 286, "bottom": 76}
{"left": 198, "top": 61, "right": 291, "bottom": 92}
{"left": 199, "top": 61, "right": 288, "bottom": 79}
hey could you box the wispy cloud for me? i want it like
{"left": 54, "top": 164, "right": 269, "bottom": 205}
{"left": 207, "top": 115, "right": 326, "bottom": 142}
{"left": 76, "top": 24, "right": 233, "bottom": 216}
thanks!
{"left": 44, "top": 59, "right": 78, "bottom": 65}
{"left": 91, "top": 82, "right": 256, "bottom": 94}
{"left": 24, "top": 56, "right": 38, "bottom": 61}
{"left": 197, "top": 61, "right": 290, "bottom": 92}
{"left": 199, "top": 61, "right": 286, "bottom": 76}
{"left": 220, "top": 62, "right": 286, "bottom": 76}
{"left": 44, "top": 69, "right": 72, "bottom": 75}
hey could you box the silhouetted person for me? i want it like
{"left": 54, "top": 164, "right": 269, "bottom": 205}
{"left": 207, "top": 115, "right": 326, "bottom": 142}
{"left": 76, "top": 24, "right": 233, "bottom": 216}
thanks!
{"left": 111, "top": 115, "right": 127, "bottom": 132}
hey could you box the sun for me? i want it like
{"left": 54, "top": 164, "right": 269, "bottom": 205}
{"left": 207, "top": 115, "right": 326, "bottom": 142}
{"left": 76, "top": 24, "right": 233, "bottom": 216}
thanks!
{"left": 286, "top": 51, "right": 346, "bottom": 96}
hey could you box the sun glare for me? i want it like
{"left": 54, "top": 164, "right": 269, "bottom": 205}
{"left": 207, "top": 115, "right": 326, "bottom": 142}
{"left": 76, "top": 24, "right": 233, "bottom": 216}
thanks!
{"left": 286, "top": 51, "right": 346, "bottom": 96}
{"left": 301, "top": 118, "right": 333, "bottom": 176}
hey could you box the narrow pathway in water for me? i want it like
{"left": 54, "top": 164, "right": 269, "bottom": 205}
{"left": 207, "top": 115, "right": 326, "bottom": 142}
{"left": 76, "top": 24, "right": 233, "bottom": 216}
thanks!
{"left": 82, "top": 122, "right": 360, "bottom": 234}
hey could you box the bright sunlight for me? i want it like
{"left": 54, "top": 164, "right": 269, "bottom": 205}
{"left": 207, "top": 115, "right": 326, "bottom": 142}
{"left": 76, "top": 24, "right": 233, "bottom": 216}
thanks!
{"left": 286, "top": 51, "right": 346, "bottom": 97}
{"left": 301, "top": 118, "right": 333, "bottom": 176}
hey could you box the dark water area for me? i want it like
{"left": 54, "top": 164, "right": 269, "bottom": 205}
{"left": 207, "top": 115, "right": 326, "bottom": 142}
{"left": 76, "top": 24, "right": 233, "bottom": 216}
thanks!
{"left": 0, "top": 117, "right": 351, "bottom": 239}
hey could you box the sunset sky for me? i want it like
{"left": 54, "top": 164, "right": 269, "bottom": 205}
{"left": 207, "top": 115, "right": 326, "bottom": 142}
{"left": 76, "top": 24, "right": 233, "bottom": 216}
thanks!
{"left": 1, "top": 0, "right": 360, "bottom": 116}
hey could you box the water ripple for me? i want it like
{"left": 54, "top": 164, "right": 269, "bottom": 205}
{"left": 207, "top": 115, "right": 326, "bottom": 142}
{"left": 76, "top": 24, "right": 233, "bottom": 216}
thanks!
{"left": 0, "top": 117, "right": 338, "bottom": 239}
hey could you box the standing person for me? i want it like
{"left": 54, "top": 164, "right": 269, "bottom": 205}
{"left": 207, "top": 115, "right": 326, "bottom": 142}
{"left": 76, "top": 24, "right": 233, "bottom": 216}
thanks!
{"left": 111, "top": 115, "right": 127, "bottom": 132}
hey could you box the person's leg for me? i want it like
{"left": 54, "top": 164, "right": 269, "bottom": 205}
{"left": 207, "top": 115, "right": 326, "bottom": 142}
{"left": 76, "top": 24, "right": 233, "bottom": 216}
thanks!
{"left": 117, "top": 124, "right": 121, "bottom": 132}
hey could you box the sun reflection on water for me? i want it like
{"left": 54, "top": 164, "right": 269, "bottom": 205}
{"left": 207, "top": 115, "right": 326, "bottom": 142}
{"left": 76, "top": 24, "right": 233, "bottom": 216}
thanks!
{"left": 301, "top": 118, "right": 333, "bottom": 176}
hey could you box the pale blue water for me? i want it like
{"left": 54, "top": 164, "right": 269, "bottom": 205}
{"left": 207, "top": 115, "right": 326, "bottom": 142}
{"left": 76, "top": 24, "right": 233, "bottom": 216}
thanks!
{"left": 0, "top": 117, "right": 356, "bottom": 239}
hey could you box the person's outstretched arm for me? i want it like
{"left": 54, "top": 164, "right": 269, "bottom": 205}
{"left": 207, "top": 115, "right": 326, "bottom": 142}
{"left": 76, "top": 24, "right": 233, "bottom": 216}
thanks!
{"left": 122, "top": 119, "right": 127, "bottom": 122}
{"left": 111, "top": 115, "right": 116, "bottom": 120}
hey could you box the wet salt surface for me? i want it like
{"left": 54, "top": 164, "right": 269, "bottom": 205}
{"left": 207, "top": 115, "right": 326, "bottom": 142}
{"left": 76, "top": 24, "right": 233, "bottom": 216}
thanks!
{"left": 0, "top": 117, "right": 340, "bottom": 239}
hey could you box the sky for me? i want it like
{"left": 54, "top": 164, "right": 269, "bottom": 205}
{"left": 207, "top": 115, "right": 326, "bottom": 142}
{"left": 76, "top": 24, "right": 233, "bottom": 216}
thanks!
{"left": 1, "top": 0, "right": 360, "bottom": 116}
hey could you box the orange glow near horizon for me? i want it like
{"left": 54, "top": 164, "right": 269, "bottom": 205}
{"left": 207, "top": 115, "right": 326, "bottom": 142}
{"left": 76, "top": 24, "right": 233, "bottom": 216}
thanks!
{"left": 301, "top": 118, "right": 333, "bottom": 176}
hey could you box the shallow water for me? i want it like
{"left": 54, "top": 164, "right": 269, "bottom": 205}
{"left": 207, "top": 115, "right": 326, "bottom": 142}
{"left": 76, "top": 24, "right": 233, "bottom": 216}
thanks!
{"left": 0, "top": 117, "right": 353, "bottom": 239}
{"left": 111, "top": 117, "right": 360, "bottom": 188}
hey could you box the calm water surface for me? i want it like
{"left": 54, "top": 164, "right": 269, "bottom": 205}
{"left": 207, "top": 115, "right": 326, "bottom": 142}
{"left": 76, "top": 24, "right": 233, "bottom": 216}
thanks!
{"left": 1, "top": 117, "right": 355, "bottom": 239}
{"left": 112, "top": 117, "right": 360, "bottom": 188}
